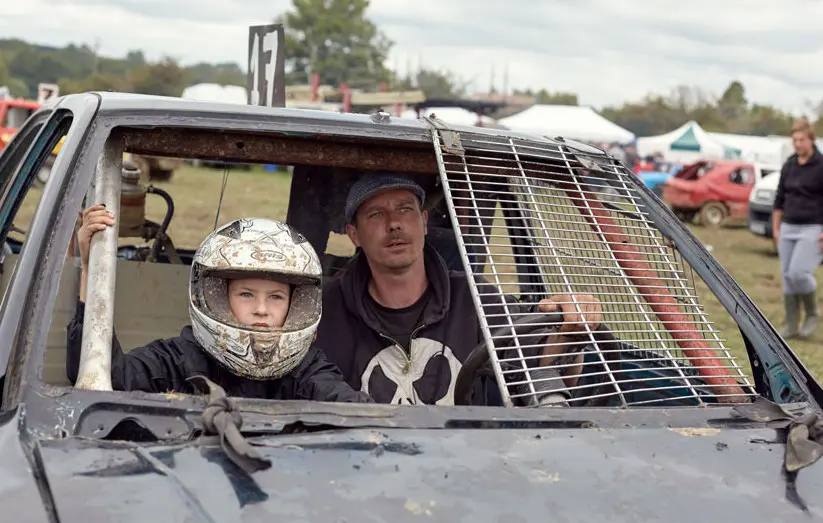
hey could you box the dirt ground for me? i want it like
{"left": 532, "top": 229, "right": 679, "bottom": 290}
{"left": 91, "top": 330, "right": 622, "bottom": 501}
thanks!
{"left": 14, "top": 164, "right": 822, "bottom": 379}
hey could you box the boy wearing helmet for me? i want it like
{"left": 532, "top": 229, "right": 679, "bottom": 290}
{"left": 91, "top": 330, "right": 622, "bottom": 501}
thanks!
{"left": 66, "top": 205, "right": 371, "bottom": 403}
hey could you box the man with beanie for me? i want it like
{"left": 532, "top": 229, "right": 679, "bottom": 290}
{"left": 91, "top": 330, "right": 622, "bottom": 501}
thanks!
{"left": 313, "top": 172, "right": 603, "bottom": 406}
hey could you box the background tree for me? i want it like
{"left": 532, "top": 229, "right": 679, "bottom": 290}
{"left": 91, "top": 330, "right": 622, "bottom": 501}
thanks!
{"left": 187, "top": 62, "right": 245, "bottom": 86}
{"left": 58, "top": 73, "right": 131, "bottom": 95}
{"left": 511, "top": 88, "right": 579, "bottom": 105}
{"left": 0, "top": 31, "right": 808, "bottom": 140}
{"left": 600, "top": 81, "right": 797, "bottom": 136}
{"left": 276, "top": 0, "right": 392, "bottom": 87}
{"left": 0, "top": 38, "right": 243, "bottom": 99}
{"left": 716, "top": 80, "right": 748, "bottom": 133}
{"left": 0, "top": 54, "right": 29, "bottom": 97}
{"left": 390, "top": 68, "right": 468, "bottom": 98}
{"left": 534, "top": 89, "right": 578, "bottom": 105}
{"left": 128, "top": 58, "right": 187, "bottom": 96}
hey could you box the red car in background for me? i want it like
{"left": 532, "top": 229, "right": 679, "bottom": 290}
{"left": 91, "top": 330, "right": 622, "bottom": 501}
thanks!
{"left": 662, "top": 160, "right": 779, "bottom": 228}
{"left": 0, "top": 98, "right": 40, "bottom": 152}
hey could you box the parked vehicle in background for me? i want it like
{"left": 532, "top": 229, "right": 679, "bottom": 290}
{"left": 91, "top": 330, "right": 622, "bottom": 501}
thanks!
{"left": 130, "top": 153, "right": 184, "bottom": 182}
{"left": 748, "top": 170, "right": 782, "bottom": 240}
{"left": 1, "top": 95, "right": 176, "bottom": 184}
{"left": 662, "top": 161, "right": 781, "bottom": 227}
{"left": 0, "top": 98, "right": 40, "bottom": 153}
{"left": 1, "top": 97, "right": 62, "bottom": 185}
{"left": 636, "top": 161, "right": 684, "bottom": 196}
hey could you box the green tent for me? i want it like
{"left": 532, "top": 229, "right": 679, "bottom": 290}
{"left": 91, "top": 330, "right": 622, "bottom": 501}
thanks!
{"left": 670, "top": 123, "right": 742, "bottom": 158}
{"left": 670, "top": 126, "right": 701, "bottom": 152}
{"left": 722, "top": 147, "right": 742, "bottom": 160}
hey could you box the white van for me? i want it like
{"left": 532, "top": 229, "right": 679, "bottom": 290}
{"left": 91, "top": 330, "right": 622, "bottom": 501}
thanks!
{"left": 747, "top": 170, "right": 781, "bottom": 239}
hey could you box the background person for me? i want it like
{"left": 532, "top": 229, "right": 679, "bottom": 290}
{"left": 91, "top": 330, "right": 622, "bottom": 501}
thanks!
{"left": 772, "top": 120, "right": 823, "bottom": 339}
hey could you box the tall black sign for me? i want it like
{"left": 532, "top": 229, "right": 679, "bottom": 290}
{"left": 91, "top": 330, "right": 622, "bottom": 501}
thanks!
{"left": 247, "top": 24, "right": 286, "bottom": 107}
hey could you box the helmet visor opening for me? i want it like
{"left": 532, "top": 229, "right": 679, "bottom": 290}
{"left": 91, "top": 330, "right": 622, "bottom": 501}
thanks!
{"left": 192, "top": 264, "right": 321, "bottom": 333}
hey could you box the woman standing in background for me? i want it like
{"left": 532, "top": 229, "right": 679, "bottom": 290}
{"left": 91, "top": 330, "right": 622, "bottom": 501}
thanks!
{"left": 773, "top": 119, "right": 823, "bottom": 339}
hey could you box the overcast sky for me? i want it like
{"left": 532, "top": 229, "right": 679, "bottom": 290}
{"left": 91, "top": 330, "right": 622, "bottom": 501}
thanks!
{"left": 4, "top": 0, "right": 822, "bottom": 114}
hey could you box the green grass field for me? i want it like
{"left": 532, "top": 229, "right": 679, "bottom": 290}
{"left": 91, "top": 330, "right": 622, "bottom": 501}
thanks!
{"left": 15, "top": 164, "right": 823, "bottom": 379}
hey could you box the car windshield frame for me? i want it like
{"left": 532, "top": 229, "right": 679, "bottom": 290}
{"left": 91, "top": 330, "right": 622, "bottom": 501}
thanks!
{"left": 3, "top": 95, "right": 821, "bottom": 440}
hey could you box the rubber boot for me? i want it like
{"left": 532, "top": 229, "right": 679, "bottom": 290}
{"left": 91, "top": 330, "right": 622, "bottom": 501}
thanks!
{"left": 780, "top": 294, "right": 801, "bottom": 339}
{"left": 798, "top": 291, "right": 820, "bottom": 339}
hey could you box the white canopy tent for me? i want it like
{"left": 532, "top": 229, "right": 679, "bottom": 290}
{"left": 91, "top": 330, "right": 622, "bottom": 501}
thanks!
{"left": 636, "top": 121, "right": 740, "bottom": 162}
{"left": 708, "top": 132, "right": 791, "bottom": 166}
{"left": 181, "top": 83, "right": 248, "bottom": 104}
{"left": 710, "top": 132, "right": 823, "bottom": 166}
{"left": 497, "top": 105, "right": 635, "bottom": 144}
{"left": 399, "top": 106, "right": 499, "bottom": 127}
{"left": 181, "top": 82, "right": 343, "bottom": 111}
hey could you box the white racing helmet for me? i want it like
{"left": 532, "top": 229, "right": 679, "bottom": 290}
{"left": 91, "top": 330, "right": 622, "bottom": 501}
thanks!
{"left": 189, "top": 218, "right": 322, "bottom": 380}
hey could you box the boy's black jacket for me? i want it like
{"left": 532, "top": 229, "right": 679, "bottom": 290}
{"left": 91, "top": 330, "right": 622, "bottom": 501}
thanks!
{"left": 66, "top": 300, "right": 372, "bottom": 402}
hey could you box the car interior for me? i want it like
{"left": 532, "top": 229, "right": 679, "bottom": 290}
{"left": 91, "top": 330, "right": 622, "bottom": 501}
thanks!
{"left": 0, "top": 120, "right": 758, "bottom": 408}
{"left": 1, "top": 124, "right": 459, "bottom": 387}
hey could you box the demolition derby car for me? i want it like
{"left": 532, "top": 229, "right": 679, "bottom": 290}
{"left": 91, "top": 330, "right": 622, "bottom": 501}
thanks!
{"left": 1, "top": 92, "right": 823, "bottom": 522}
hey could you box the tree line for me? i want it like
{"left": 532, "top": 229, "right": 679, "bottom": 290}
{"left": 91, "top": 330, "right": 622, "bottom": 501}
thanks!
{"left": 0, "top": 39, "right": 244, "bottom": 99}
{"left": 1, "top": 0, "right": 818, "bottom": 138}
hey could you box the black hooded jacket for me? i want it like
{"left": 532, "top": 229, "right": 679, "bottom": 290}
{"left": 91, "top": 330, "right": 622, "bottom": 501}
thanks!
{"left": 66, "top": 300, "right": 372, "bottom": 403}
{"left": 774, "top": 147, "right": 823, "bottom": 225}
{"left": 315, "top": 244, "right": 535, "bottom": 406}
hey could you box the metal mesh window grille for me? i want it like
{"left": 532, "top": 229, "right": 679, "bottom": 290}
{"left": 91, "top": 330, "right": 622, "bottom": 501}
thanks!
{"left": 432, "top": 129, "right": 754, "bottom": 408}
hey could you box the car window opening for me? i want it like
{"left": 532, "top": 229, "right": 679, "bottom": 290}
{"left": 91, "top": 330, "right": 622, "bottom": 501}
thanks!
{"left": 0, "top": 121, "right": 766, "bottom": 412}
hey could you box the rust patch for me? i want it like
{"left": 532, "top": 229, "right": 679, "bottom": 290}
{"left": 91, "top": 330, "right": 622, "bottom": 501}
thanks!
{"left": 122, "top": 127, "right": 439, "bottom": 174}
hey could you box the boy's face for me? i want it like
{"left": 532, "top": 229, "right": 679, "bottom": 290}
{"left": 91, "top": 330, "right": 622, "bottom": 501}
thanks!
{"left": 227, "top": 278, "right": 291, "bottom": 328}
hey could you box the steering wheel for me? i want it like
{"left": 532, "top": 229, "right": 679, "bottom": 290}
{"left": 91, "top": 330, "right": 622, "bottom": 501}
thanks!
{"left": 454, "top": 313, "right": 621, "bottom": 407}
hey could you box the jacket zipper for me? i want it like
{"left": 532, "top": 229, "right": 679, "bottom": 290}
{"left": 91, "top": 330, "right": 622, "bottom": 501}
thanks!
{"left": 378, "top": 323, "right": 426, "bottom": 374}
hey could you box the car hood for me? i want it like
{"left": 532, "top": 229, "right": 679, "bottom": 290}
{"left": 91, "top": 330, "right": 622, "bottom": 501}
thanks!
{"left": 37, "top": 426, "right": 823, "bottom": 522}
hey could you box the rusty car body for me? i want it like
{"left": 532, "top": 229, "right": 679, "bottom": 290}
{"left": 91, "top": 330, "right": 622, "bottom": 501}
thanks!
{"left": 0, "top": 92, "right": 822, "bottom": 522}
{"left": 662, "top": 160, "right": 781, "bottom": 227}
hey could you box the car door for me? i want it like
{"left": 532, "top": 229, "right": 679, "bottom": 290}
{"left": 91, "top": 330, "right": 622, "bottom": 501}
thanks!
{"left": 0, "top": 99, "right": 96, "bottom": 408}
{"left": 0, "top": 109, "right": 57, "bottom": 395}
{"left": 702, "top": 165, "right": 756, "bottom": 221}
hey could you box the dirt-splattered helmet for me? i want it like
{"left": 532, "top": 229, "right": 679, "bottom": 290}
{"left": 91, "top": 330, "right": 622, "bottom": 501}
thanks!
{"left": 189, "top": 218, "right": 322, "bottom": 380}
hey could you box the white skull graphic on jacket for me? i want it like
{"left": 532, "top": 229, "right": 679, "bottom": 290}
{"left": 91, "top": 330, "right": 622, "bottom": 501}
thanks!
{"left": 360, "top": 337, "right": 463, "bottom": 405}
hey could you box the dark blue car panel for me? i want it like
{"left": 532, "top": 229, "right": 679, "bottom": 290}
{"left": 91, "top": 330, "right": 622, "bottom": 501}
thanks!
{"left": 37, "top": 427, "right": 823, "bottom": 522}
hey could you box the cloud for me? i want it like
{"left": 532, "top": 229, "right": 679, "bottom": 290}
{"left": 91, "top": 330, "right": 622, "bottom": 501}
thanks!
{"left": 2, "top": 0, "right": 821, "bottom": 114}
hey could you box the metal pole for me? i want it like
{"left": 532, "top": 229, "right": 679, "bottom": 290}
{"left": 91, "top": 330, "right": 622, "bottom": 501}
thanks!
{"left": 75, "top": 138, "right": 121, "bottom": 391}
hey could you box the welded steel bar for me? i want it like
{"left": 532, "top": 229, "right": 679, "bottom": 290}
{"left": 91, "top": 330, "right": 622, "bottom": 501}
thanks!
{"left": 75, "top": 138, "right": 122, "bottom": 391}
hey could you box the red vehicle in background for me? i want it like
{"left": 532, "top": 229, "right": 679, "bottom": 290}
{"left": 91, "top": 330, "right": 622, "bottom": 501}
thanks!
{"left": 662, "top": 160, "right": 780, "bottom": 228}
{"left": 0, "top": 97, "right": 66, "bottom": 184}
{"left": 0, "top": 98, "right": 40, "bottom": 152}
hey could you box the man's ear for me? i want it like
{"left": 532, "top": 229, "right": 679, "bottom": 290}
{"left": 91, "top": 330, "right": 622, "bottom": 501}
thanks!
{"left": 422, "top": 209, "right": 429, "bottom": 235}
{"left": 345, "top": 223, "right": 360, "bottom": 247}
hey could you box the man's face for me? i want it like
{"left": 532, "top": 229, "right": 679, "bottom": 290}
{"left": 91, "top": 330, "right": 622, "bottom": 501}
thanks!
{"left": 227, "top": 278, "right": 291, "bottom": 328}
{"left": 346, "top": 188, "right": 428, "bottom": 273}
